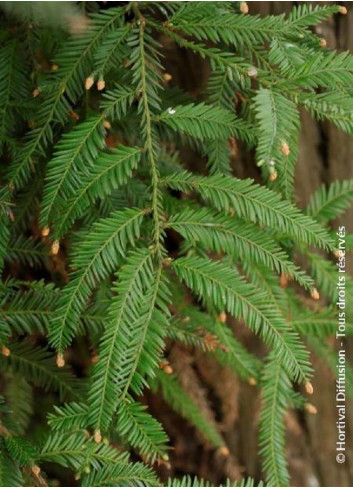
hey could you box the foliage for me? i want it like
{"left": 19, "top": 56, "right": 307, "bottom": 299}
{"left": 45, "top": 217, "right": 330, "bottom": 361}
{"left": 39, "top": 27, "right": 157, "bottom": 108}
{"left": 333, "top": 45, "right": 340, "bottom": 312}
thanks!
{"left": 0, "top": 1, "right": 352, "bottom": 487}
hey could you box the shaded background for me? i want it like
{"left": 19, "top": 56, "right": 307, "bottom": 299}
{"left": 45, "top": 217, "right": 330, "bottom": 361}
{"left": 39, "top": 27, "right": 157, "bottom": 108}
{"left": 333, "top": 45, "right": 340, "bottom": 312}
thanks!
{"left": 146, "top": 2, "right": 353, "bottom": 486}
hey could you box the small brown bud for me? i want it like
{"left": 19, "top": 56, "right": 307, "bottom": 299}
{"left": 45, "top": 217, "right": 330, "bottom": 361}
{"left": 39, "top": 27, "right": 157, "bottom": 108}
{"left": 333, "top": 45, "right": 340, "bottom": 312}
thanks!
{"left": 1, "top": 346, "right": 10, "bottom": 357}
{"left": 103, "top": 120, "right": 111, "bottom": 130}
{"left": 319, "top": 38, "right": 327, "bottom": 48}
{"left": 281, "top": 141, "right": 290, "bottom": 156}
{"left": 163, "top": 73, "right": 172, "bottom": 82}
{"left": 339, "top": 6, "right": 347, "bottom": 15}
{"left": 311, "top": 288, "right": 320, "bottom": 300}
{"left": 280, "top": 273, "right": 289, "bottom": 288}
{"left": 91, "top": 354, "right": 99, "bottom": 365}
{"left": 41, "top": 227, "right": 50, "bottom": 237}
{"left": 85, "top": 76, "right": 94, "bottom": 90}
{"left": 56, "top": 353, "right": 65, "bottom": 368}
{"left": 33, "top": 88, "right": 40, "bottom": 98}
{"left": 218, "top": 446, "right": 230, "bottom": 457}
{"left": 159, "top": 360, "right": 173, "bottom": 375}
{"left": 51, "top": 64, "right": 59, "bottom": 71}
{"left": 334, "top": 248, "right": 341, "bottom": 258}
{"left": 218, "top": 311, "right": 227, "bottom": 323}
{"left": 97, "top": 79, "right": 105, "bottom": 91}
{"left": 94, "top": 430, "right": 102, "bottom": 443}
{"left": 74, "top": 473, "right": 81, "bottom": 481}
{"left": 305, "top": 403, "right": 318, "bottom": 414}
{"left": 305, "top": 381, "right": 314, "bottom": 395}
{"left": 248, "top": 377, "right": 257, "bottom": 386}
{"left": 240, "top": 1, "right": 249, "bottom": 14}
{"left": 31, "top": 465, "right": 41, "bottom": 476}
{"left": 51, "top": 240, "right": 60, "bottom": 255}
{"left": 164, "top": 365, "right": 173, "bottom": 375}
{"left": 269, "top": 170, "right": 278, "bottom": 182}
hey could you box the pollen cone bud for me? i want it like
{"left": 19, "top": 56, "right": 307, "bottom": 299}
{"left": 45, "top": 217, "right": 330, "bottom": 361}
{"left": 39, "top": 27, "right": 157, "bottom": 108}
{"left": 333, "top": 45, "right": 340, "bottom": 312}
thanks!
{"left": 31, "top": 465, "right": 41, "bottom": 476}
{"left": 218, "top": 446, "right": 230, "bottom": 456}
{"left": 1, "top": 346, "right": 10, "bottom": 357}
{"left": 164, "top": 365, "right": 173, "bottom": 375}
{"left": 97, "top": 78, "right": 105, "bottom": 91}
{"left": 56, "top": 353, "right": 65, "bottom": 368}
{"left": 85, "top": 75, "right": 94, "bottom": 90}
{"left": 319, "top": 38, "right": 327, "bottom": 48}
{"left": 269, "top": 170, "right": 278, "bottom": 182}
{"left": 305, "top": 381, "right": 314, "bottom": 395}
{"left": 248, "top": 377, "right": 257, "bottom": 386}
{"left": 41, "top": 226, "right": 50, "bottom": 237}
{"left": 163, "top": 73, "right": 172, "bottom": 82}
{"left": 33, "top": 88, "right": 40, "bottom": 98}
{"left": 103, "top": 120, "right": 111, "bottom": 129}
{"left": 51, "top": 64, "right": 59, "bottom": 71}
{"left": 51, "top": 240, "right": 60, "bottom": 255}
{"left": 305, "top": 403, "right": 318, "bottom": 414}
{"left": 339, "top": 6, "right": 347, "bottom": 15}
{"left": 240, "top": 1, "right": 249, "bottom": 14}
{"left": 94, "top": 430, "right": 102, "bottom": 443}
{"left": 159, "top": 360, "right": 173, "bottom": 375}
{"left": 218, "top": 311, "right": 227, "bottom": 323}
{"left": 281, "top": 141, "right": 290, "bottom": 156}
{"left": 334, "top": 248, "right": 341, "bottom": 258}
{"left": 311, "top": 288, "right": 320, "bottom": 300}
